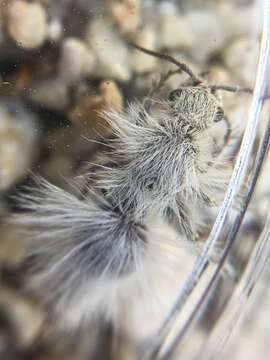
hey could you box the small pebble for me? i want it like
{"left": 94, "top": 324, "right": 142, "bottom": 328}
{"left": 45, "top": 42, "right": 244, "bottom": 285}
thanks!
{"left": 0, "top": 222, "right": 25, "bottom": 267}
{"left": 7, "top": 0, "right": 48, "bottom": 49}
{"left": 130, "top": 27, "right": 158, "bottom": 74}
{"left": 0, "top": 286, "right": 44, "bottom": 347}
{"left": 159, "top": 14, "right": 193, "bottom": 50}
{"left": 158, "top": 4, "right": 226, "bottom": 63}
{"left": 208, "top": 65, "right": 232, "bottom": 83}
{"left": 223, "top": 37, "right": 257, "bottom": 85}
{"left": 70, "top": 80, "right": 123, "bottom": 137}
{"left": 208, "top": 65, "right": 235, "bottom": 109}
{"left": 47, "top": 18, "right": 63, "bottom": 42}
{"left": 0, "top": 101, "right": 37, "bottom": 191}
{"left": 184, "top": 9, "right": 226, "bottom": 63}
{"left": 99, "top": 80, "right": 123, "bottom": 112}
{"left": 217, "top": 2, "right": 258, "bottom": 39}
{"left": 86, "top": 19, "right": 131, "bottom": 81}
{"left": 108, "top": 0, "right": 141, "bottom": 36}
{"left": 59, "top": 37, "right": 96, "bottom": 85}
{"left": 28, "top": 79, "right": 69, "bottom": 111}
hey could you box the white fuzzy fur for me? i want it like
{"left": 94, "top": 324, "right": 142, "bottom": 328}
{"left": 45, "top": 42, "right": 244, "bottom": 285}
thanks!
{"left": 15, "top": 178, "right": 197, "bottom": 337}
{"left": 89, "top": 88, "right": 231, "bottom": 238}
{"left": 14, "top": 86, "right": 232, "bottom": 337}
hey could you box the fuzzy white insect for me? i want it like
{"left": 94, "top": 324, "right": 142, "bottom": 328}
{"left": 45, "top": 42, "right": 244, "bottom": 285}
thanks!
{"left": 14, "top": 44, "right": 250, "bottom": 332}
{"left": 91, "top": 86, "right": 231, "bottom": 240}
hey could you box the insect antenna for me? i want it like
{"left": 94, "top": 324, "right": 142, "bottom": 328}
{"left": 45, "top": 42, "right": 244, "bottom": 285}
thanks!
{"left": 129, "top": 42, "right": 202, "bottom": 85}
{"left": 208, "top": 85, "right": 253, "bottom": 94}
{"left": 147, "top": 69, "right": 182, "bottom": 100}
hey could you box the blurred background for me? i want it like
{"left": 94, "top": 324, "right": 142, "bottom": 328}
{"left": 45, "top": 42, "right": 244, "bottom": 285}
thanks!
{"left": 0, "top": 0, "right": 269, "bottom": 359}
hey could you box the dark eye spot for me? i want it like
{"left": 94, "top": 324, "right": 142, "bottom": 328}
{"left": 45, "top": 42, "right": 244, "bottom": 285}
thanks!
{"left": 168, "top": 89, "right": 183, "bottom": 102}
{"left": 214, "top": 107, "right": 224, "bottom": 122}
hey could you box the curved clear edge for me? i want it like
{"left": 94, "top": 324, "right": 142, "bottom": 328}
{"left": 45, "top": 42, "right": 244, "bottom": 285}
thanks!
{"left": 159, "top": 98, "right": 270, "bottom": 360}
{"left": 143, "top": 1, "right": 270, "bottom": 359}
{"left": 202, "top": 214, "right": 270, "bottom": 359}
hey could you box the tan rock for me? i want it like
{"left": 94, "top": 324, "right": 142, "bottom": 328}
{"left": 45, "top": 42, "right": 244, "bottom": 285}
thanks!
{"left": 70, "top": 80, "right": 123, "bottom": 137}
{"left": 86, "top": 19, "right": 131, "bottom": 81}
{"left": 47, "top": 18, "right": 62, "bottom": 42}
{"left": 59, "top": 37, "right": 96, "bottom": 85}
{"left": 208, "top": 65, "right": 235, "bottom": 109}
{"left": 0, "top": 223, "right": 26, "bottom": 267}
{"left": 184, "top": 9, "right": 226, "bottom": 63}
{"left": 108, "top": 0, "right": 141, "bottom": 36}
{"left": 217, "top": 2, "right": 259, "bottom": 39}
{"left": 130, "top": 27, "right": 158, "bottom": 74}
{"left": 7, "top": 0, "right": 48, "bottom": 49}
{"left": 0, "top": 102, "right": 37, "bottom": 191}
{"left": 0, "top": 286, "right": 45, "bottom": 346}
{"left": 160, "top": 14, "right": 193, "bottom": 50}
{"left": 28, "top": 78, "right": 69, "bottom": 111}
{"left": 223, "top": 37, "right": 257, "bottom": 85}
